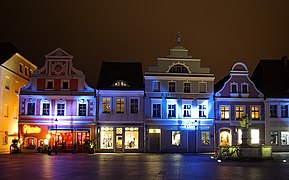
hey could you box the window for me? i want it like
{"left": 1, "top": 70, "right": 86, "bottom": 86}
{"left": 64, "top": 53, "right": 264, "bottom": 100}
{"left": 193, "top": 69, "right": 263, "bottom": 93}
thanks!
{"left": 24, "top": 66, "right": 28, "bottom": 76}
{"left": 62, "top": 80, "right": 69, "bottom": 89}
{"left": 220, "top": 129, "right": 231, "bottom": 146}
{"left": 102, "top": 98, "right": 111, "bottom": 113}
{"left": 46, "top": 80, "right": 54, "bottom": 89}
{"left": 199, "top": 105, "right": 207, "bottom": 118}
{"left": 220, "top": 106, "right": 230, "bottom": 120}
{"left": 153, "top": 81, "right": 160, "bottom": 92}
{"left": 271, "top": 131, "right": 278, "bottom": 145}
{"left": 42, "top": 103, "right": 50, "bottom": 115}
{"left": 270, "top": 105, "right": 278, "bottom": 118}
{"left": 235, "top": 106, "right": 245, "bottom": 120}
{"left": 184, "top": 82, "right": 190, "bottom": 93}
{"left": 78, "top": 104, "right": 87, "bottom": 116}
{"left": 4, "top": 104, "right": 8, "bottom": 117}
{"left": 172, "top": 131, "right": 181, "bottom": 146}
{"left": 168, "top": 81, "right": 176, "bottom": 92}
{"left": 130, "top": 99, "right": 138, "bottom": 114}
{"left": 112, "top": 80, "right": 129, "bottom": 87}
{"left": 251, "top": 106, "right": 260, "bottom": 120}
{"left": 231, "top": 83, "right": 238, "bottom": 93}
{"left": 152, "top": 104, "right": 161, "bottom": 118}
{"left": 201, "top": 131, "right": 210, "bottom": 145}
{"left": 29, "top": 69, "right": 33, "bottom": 77}
{"left": 169, "top": 64, "right": 189, "bottom": 73}
{"left": 251, "top": 129, "right": 259, "bottom": 144}
{"left": 27, "top": 103, "right": 35, "bottom": 115}
{"left": 100, "top": 127, "right": 113, "bottom": 149}
{"left": 198, "top": 82, "right": 207, "bottom": 93}
{"left": 5, "top": 76, "right": 10, "bottom": 90}
{"left": 168, "top": 104, "right": 176, "bottom": 118}
{"left": 183, "top": 105, "right": 191, "bottom": 117}
{"left": 281, "top": 131, "right": 289, "bottom": 145}
{"left": 241, "top": 83, "right": 248, "bottom": 93}
{"left": 20, "top": 63, "right": 23, "bottom": 73}
{"left": 281, "top": 105, "right": 288, "bottom": 118}
{"left": 116, "top": 98, "right": 125, "bottom": 113}
{"left": 57, "top": 103, "right": 65, "bottom": 116}
{"left": 125, "top": 127, "right": 139, "bottom": 149}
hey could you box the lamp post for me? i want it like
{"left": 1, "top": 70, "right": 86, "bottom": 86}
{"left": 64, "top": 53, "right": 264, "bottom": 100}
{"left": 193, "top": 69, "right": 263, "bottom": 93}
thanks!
{"left": 194, "top": 120, "right": 198, "bottom": 155}
{"left": 55, "top": 118, "right": 58, "bottom": 154}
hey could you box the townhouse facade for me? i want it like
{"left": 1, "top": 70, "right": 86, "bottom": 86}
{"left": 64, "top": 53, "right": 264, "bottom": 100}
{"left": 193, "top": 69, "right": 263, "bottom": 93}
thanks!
{"left": 18, "top": 48, "right": 96, "bottom": 152}
{"left": 0, "top": 42, "right": 37, "bottom": 152}
{"left": 96, "top": 62, "right": 145, "bottom": 152}
{"left": 144, "top": 35, "right": 215, "bottom": 153}
{"left": 214, "top": 62, "right": 265, "bottom": 148}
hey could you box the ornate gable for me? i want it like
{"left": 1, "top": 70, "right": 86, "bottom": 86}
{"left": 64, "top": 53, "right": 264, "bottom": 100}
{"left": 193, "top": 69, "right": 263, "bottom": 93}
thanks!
{"left": 45, "top": 48, "right": 73, "bottom": 59}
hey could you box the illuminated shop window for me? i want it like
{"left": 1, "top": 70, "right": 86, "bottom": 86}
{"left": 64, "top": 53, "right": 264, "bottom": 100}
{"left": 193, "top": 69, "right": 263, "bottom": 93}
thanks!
{"left": 152, "top": 81, "right": 160, "bottom": 92}
{"left": 198, "top": 82, "right": 207, "bottom": 93}
{"left": 152, "top": 104, "right": 161, "bottom": 118}
{"left": 220, "top": 129, "right": 231, "bottom": 146}
{"left": 251, "top": 129, "right": 259, "bottom": 144}
{"left": 168, "top": 81, "right": 176, "bottom": 92}
{"left": 281, "top": 105, "right": 288, "bottom": 118}
{"left": 172, "top": 131, "right": 181, "bottom": 146}
{"left": 168, "top": 104, "right": 176, "bottom": 118}
{"left": 271, "top": 131, "right": 278, "bottom": 145}
{"left": 251, "top": 106, "right": 260, "bottom": 120}
{"left": 125, "top": 127, "right": 139, "bottom": 149}
{"left": 149, "top": 129, "right": 161, "bottom": 133}
{"left": 231, "top": 83, "right": 238, "bottom": 93}
{"left": 281, "top": 131, "right": 289, "bottom": 145}
{"left": 100, "top": 127, "right": 114, "bottom": 149}
{"left": 116, "top": 98, "right": 125, "bottom": 113}
{"left": 201, "top": 131, "right": 210, "bottom": 145}
{"left": 241, "top": 83, "right": 248, "bottom": 93}
{"left": 270, "top": 105, "right": 277, "bottom": 118}
{"left": 42, "top": 102, "right": 50, "bottom": 115}
{"left": 235, "top": 105, "right": 245, "bottom": 120}
{"left": 102, "top": 98, "right": 111, "bottom": 113}
{"left": 130, "top": 99, "right": 138, "bottom": 114}
{"left": 27, "top": 102, "right": 35, "bottom": 115}
{"left": 220, "top": 105, "right": 230, "bottom": 120}
{"left": 183, "top": 104, "right": 191, "bottom": 117}
{"left": 57, "top": 101, "right": 66, "bottom": 116}
{"left": 183, "top": 82, "right": 190, "bottom": 93}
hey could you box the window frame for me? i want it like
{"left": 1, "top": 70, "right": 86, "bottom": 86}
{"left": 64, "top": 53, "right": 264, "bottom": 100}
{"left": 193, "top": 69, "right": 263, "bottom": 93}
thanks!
{"left": 198, "top": 82, "right": 207, "bottom": 93}
{"left": 41, "top": 99, "right": 51, "bottom": 116}
{"left": 168, "top": 81, "right": 176, "bottom": 92}
{"left": 61, "top": 80, "right": 70, "bottom": 90}
{"left": 251, "top": 105, "right": 260, "bottom": 120}
{"left": 78, "top": 99, "right": 88, "bottom": 116}
{"left": 281, "top": 104, "right": 289, "bottom": 118}
{"left": 102, "top": 97, "right": 111, "bottom": 113}
{"left": 130, "top": 98, "right": 139, "bottom": 114}
{"left": 116, "top": 97, "right": 125, "bottom": 114}
{"left": 220, "top": 105, "right": 230, "bottom": 120}
{"left": 182, "top": 104, "right": 191, "bottom": 118}
{"left": 45, "top": 79, "right": 54, "bottom": 90}
{"left": 183, "top": 81, "right": 190, "bottom": 93}
{"left": 231, "top": 82, "right": 238, "bottom": 93}
{"left": 270, "top": 104, "right": 278, "bottom": 118}
{"left": 152, "top": 81, "right": 160, "bottom": 92}
{"left": 235, "top": 105, "right": 245, "bottom": 120}
{"left": 56, "top": 100, "right": 66, "bottom": 116}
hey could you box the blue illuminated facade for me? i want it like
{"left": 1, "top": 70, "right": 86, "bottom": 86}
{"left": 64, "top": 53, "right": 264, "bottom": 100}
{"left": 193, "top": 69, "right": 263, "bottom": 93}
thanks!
{"left": 144, "top": 35, "right": 215, "bottom": 153}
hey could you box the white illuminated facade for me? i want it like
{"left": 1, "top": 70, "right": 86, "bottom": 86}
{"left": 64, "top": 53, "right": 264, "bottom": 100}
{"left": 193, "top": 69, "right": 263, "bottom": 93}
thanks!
{"left": 144, "top": 34, "right": 215, "bottom": 153}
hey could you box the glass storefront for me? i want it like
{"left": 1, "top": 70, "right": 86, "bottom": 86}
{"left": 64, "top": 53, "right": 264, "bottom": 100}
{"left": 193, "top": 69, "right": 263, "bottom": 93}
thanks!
{"left": 172, "top": 131, "right": 180, "bottom": 146}
{"left": 100, "top": 127, "right": 114, "bottom": 149}
{"left": 201, "top": 131, "right": 210, "bottom": 145}
{"left": 125, "top": 127, "right": 139, "bottom": 149}
{"left": 220, "top": 129, "right": 231, "bottom": 146}
{"left": 281, "top": 131, "right": 289, "bottom": 145}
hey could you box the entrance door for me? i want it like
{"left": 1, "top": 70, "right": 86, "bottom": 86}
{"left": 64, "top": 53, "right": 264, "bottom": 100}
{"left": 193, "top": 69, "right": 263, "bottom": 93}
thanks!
{"left": 116, "top": 135, "right": 123, "bottom": 152}
{"left": 149, "top": 133, "right": 160, "bottom": 152}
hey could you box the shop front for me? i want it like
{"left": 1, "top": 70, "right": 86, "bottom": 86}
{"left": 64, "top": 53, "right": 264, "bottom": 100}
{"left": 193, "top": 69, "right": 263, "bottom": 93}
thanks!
{"left": 97, "top": 126, "right": 144, "bottom": 153}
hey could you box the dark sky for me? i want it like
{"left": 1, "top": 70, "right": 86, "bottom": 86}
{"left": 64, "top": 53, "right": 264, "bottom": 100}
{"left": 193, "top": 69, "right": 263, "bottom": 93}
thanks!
{"left": 1, "top": 1, "right": 289, "bottom": 87}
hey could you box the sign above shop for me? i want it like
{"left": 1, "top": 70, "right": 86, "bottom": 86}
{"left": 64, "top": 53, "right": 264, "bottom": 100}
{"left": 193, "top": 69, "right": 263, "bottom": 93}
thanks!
{"left": 23, "top": 125, "right": 41, "bottom": 134}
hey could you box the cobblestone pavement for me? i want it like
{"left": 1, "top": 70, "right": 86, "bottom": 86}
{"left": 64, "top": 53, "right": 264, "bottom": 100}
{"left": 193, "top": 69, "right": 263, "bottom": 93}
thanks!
{"left": 0, "top": 152, "right": 289, "bottom": 180}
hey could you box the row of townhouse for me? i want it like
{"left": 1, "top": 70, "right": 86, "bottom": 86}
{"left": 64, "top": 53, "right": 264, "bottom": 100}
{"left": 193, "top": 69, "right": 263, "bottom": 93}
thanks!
{"left": 2, "top": 36, "right": 289, "bottom": 153}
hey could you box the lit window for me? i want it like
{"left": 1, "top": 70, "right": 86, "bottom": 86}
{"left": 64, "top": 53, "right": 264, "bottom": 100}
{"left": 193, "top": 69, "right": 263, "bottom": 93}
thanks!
{"left": 57, "top": 103, "right": 65, "bottom": 116}
{"left": 281, "top": 131, "right": 289, "bottom": 145}
{"left": 27, "top": 103, "right": 35, "bottom": 115}
{"left": 251, "top": 129, "right": 259, "bottom": 144}
{"left": 42, "top": 103, "right": 50, "bottom": 115}
{"left": 168, "top": 104, "right": 176, "bottom": 118}
{"left": 125, "top": 127, "right": 139, "bottom": 149}
{"left": 241, "top": 83, "right": 248, "bottom": 93}
{"left": 112, "top": 80, "right": 130, "bottom": 87}
{"left": 251, "top": 106, "right": 260, "bottom": 120}
{"left": 153, "top": 81, "right": 160, "bottom": 92}
{"left": 201, "top": 131, "right": 210, "bottom": 145}
{"left": 116, "top": 98, "right": 125, "bottom": 113}
{"left": 130, "top": 99, "right": 138, "bottom": 114}
{"left": 198, "top": 82, "right": 207, "bottom": 93}
{"left": 220, "top": 129, "right": 231, "bottom": 146}
{"left": 271, "top": 131, "right": 278, "bottom": 145}
{"left": 231, "top": 83, "right": 238, "bottom": 93}
{"left": 100, "top": 127, "right": 114, "bottom": 149}
{"left": 169, "top": 64, "right": 189, "bottom": 73}
{"left": 183, "top": 105, "right": 191, "bottom": 117}
{"left": 102, "top": 98, "right": 111, "bottom": 113}
{"left": 184, "top": 82, "right": 190, "bottom": 93}
{"left": 235, "top": 106, "right": 245, "bottom": 120}
{"left": 78, "top": 104, "right": 87, "bottom": 116}
{"left": 168, "top": 81, "right": 176, "bottom": 92}
{"left": 172, "top": 131, "right": 181, "bottom": 146}
{"left": 220, "top": 106, "right": 230, "bottom": 120}
{"left": 152, "top": 104, "right": 161, "bottom": 118}
{"left": 281, "top": 105, "right": 288, "bottom": 118}
{"left": 270, "top": 105, "right": 278, "bottom": 118}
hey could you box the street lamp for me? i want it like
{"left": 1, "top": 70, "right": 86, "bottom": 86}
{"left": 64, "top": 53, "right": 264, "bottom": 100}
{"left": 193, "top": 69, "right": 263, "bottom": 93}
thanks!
{"left": 55, "top": 118, "right": 58, "bottom": 154}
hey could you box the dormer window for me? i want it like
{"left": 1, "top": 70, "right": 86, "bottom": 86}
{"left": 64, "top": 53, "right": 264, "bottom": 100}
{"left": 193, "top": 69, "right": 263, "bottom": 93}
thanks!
{"left": 231, "top": 83, "right": 238, "bottom": 93}
{"left": 241, "top": 83, "right": 248, "bottom": 93}
{"left": 46, "top": 80, "right": 54, "bottom": 89}
{"left": 111, "top": 80, "right": 130, "bottom": 87}
{"left": 61, "top": 80, "right": 70, "bottom": 90}
{"left": 168, "top": 64, "right": 189, "bottom": 73}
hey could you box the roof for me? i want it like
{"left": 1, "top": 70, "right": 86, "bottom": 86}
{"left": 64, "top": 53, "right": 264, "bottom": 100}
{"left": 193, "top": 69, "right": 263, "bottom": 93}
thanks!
{"left": 251, "top": 57, "right": 289, "bottom": 98}
{"left": 97, "top": 62, "right": 144, "bottom": 90}
{"left": 214, "top": 74, "right": 230, "bottom": 93}
{"left": 0, "top": 42, "right": 23, "bottom": 64}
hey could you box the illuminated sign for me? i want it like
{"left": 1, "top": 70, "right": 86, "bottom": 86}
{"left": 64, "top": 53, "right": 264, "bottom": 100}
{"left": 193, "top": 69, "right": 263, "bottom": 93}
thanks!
{"left": 23, "top": 125, "right": 41, "bottom": 134}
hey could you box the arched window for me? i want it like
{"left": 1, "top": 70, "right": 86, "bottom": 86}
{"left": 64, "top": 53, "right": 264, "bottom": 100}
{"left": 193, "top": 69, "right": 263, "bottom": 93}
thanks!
{"left": 168, "top": 64, "right": 189, "bottom": 73}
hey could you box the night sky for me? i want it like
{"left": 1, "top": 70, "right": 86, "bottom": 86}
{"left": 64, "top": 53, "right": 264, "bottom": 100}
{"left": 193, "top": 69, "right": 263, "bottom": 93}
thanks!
{"left": 1, "top": 1, "right": 289, "bottom": 87}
